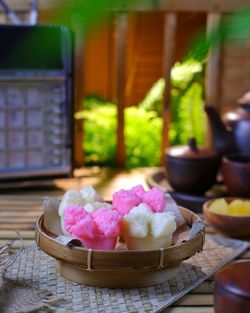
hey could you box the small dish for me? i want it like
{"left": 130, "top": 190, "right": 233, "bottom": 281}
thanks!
{"left": 222, "top": 154, "right": 250, "bottom": 197}
{"left": 203, "top": 197, "right": 250, "bottom": 239}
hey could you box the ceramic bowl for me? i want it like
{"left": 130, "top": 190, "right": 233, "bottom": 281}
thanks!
{"left": 203, "top": 197, "right": 250, "bottom": 239}
{"left": 222, "top": 155, "right": 250, "bottom": 197}
{"left": 165, "top": 152, "right": 220, "bottom": 195}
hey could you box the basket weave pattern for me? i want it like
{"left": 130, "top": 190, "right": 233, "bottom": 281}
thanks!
{"left": 4, "top": 235, "right": 247, "bottom": 313}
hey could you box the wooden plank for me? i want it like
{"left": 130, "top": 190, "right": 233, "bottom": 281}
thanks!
{"left": 157, "top": 0, "right": 250, "bottom": 13}
{"left": 0, "top": 224, "right": 36, "bottom": 230}
{"left": 161, "top": 12, "right": 177, "bottom": 163}
{"left": 0, "top": 0, "right": 31, "bottom": 12}
{"left": 238, "top": 250, "right": 250, "bottom": 259}
{"left": 4, "top": 0, "right": 249, "bottom": 13}
{"left": 0, "top": 197, "right": 43, "bottom": 202}
{"left": 205, "top": 13, "right": 222, "bottom": 108}
{"left": 0, "top": 216, "right": 38, "bottom": 222}
{"left": 83, "top": 15, "right": 114, "bottom": 100}
{"left": 119, "top": 1, "right": 157, "bottom": 11}
{"left": 115, "top": 13, "right": 128, "bottom": 167}
{"left": 0, "top": 212, "right": 41, "bottom": 217}
{"left": 167, "top": 306, "right": 213, "bottom": 313}
{"left": 0, "top": 14, "right": 7, "bottom": 23}
{"left": 173, "top": 293, "right": 214, "bottom": 306}
{"left": 0, "top": 230, "right": 35, "bottom": 239}
{"left": 0, "top": 204, "right": 42, "bottom": 210}
{"left": 38, "top": 0, "right": 66, "bottom": 10}
{"left": 71, "top": 13, "right": 85, "bottom": 167}
{"left": 205, "top": 13, "right": 222, "bottom": 148}
{"left": 0, "top": 239, "right": 35, "bottom": 248}
{"left": 191, "top": 281, "right": 215, "bottom": 293}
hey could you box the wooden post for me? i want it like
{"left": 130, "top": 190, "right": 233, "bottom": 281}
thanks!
{"left": 205, "top": 13, "right": 222, "bottom": 108}
{"left": 115, "top": 13, "right": 128, "bottom": 167}
{"left": 205, "top": 13, "right": 222, "bottom": 148}
{"left": 71, "top": 19, "right": 85, "bottom": 167}
{"left": 161, "top": 12, "right": 177, "bottom": 163}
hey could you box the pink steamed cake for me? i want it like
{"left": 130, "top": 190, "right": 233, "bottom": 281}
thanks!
{"left": 92, "top": 208, "right": 122, "bottom": 238}
{"left": 112, "top": 185, "right": 165, "bottom": 215}
{"left": 64, "top": 206, "right": 122, "bottom": 250}
{"left": 112, "top": 189, "right": 141, "bottom": 215}
{"left": 64, "top": 206, "right": 97, "bottom": 239}
{"left": 63, "top": 205, "right": 88, "bottom": 234}
{"left": 131, "top": 185, "right": 145, "bottom": 199}
{"left": 80, "top": 237, "right": 118, "bottom": 250}
{"left": 141, "top": 187, "right": 165, "bottom": 213}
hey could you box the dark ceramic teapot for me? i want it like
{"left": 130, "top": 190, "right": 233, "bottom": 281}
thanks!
{"left": 205, "top": 100, "right": 250, "bottom": 156}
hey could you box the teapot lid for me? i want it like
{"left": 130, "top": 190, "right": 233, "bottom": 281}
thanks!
{"left": 166, "top": 138, "right": 217, "bottom": 159}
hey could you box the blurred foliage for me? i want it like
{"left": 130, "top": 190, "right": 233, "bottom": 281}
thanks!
{"left": 54, "top": 0, "right": 144, "bottom": 32}
{"left": 188, "top": 5, "right": 250, "bottom": 62}
{"left": 75, "top": 98, "right": 117, "bottom": 166}
{"left": 140, "top": 59, "right": 206, "bottom": 146}
{"left": 76, "top": 58, "right": 205, "bottom": 167}
{"left": 139, "top": 79, "right": 165, "bottom": 115}
{"left": 75, "top": 98, "right": 162, "bottom": 168}
{"left": 125, "top": 107, "right": 162, "bottom": 168}
{"left": 170, "top": 60, "right": 206, "bottom": 145}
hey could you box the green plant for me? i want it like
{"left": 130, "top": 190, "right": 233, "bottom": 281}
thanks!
{"left": 139, "top": 59, "right": 206, "bottom": 146}
{"left": 75, "top": 98, "right": 162, "bottom": 168}
{"left": 125, "top": 107, "right": 162, "bottom": 168}
{"left": 139, "top": 78, "right": 165, "bottom": 115}
{"left": 170, "top": 59, "right": 206, "bottom": 146}
{"left": 75, "top": 100, "right": 117, "bottom": 166}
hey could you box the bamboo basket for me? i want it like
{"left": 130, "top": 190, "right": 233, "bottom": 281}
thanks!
{"left": 35, "top": 207, "right": 204, "bottom": 288}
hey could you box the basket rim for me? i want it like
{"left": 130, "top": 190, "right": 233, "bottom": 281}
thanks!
{"left": 35, "top": 207, "right": 205, "bottom": 271}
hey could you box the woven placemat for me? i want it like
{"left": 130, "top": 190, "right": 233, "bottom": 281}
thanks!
{"left": 4, "top": 235, "right": 248, "bottom": 313}
{"left": 0, "top": 241, "right": 60, "bottom": 313}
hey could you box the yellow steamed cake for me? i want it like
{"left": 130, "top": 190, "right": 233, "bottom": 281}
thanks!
{"left": 208, "top": 198, "right": 228, "bottom": 215}
{"left": 228, "top": 200, "right": 250, "bottom": 216}
{"left": 209, "top": 198, "right": 250, "bottom": 216}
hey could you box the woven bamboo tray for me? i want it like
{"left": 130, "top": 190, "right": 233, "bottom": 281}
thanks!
{"left": 35, "top": 207, "right": 204, "bottom": 288}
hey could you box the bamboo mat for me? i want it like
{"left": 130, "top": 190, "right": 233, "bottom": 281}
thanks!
{"left": 3, "top": 235, "right": 248, "bottom": 313}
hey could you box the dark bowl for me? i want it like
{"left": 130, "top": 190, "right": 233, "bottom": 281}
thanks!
{"left": 165, "top": 154, "right": 220, "bottom": 195}
{"left": 222, "top": 155, "right": 250, "bottom": 197}
{"left": 203, "top": 197, "right": 250, "bottom": 239}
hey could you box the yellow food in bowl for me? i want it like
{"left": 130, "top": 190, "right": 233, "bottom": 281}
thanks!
{"left": 209, "top": 199, "right": 250, "bottom": 216}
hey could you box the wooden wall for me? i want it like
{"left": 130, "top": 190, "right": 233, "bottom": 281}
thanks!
{"left": 38, "top": 5, "right": 207, "bottom": 105}
{"left": 220, "top": 42, "right": 250, "bottom": 112}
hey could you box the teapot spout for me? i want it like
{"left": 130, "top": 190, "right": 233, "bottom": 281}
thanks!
{"left": 204, "top": 104, "right": 238, "bottom": 156}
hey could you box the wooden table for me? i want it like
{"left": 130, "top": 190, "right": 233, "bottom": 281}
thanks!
{"left": 0, "top": 167, "right": 249, "bottom": 312}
